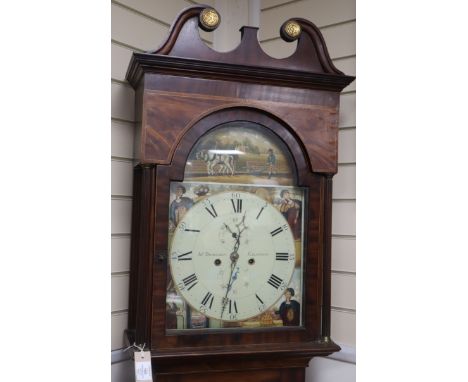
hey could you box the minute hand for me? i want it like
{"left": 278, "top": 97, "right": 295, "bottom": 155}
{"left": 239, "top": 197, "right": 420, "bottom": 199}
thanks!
{"left": 220, "top": 225, "right": 243, "bottom": 318}
{"left": 220, "top": 257, "right": 237, "bottom": 318}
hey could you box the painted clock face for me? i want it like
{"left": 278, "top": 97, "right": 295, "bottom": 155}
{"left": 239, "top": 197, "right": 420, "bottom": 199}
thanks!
{"left": 169, "top": 191, "right": 296, "bottom": 321}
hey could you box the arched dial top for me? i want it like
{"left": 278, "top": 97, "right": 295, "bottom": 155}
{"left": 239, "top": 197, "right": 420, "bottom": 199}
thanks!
{"left": 183, "top": 120, "right": 297, "bottom": 186}
{"left": 169, "top": 191, "right": 296, "bottom": 322}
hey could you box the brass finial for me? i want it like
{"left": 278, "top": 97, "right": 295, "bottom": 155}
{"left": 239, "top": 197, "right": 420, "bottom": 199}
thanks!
{"left": 281, "top": 20, "right": 302, "bottom": 42}
{"left": 199, "top": 8, "right": 220, "bottom": 31}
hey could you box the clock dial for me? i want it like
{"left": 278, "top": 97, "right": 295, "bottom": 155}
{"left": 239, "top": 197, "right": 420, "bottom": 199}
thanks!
{"left": 169, "top": 191, "right": 296, "bottom": 321}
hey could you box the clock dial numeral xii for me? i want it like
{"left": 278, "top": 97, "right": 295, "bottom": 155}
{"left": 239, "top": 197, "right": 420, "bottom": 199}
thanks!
{"left": 231, "top": 198, "right": 242, "bottom": 213}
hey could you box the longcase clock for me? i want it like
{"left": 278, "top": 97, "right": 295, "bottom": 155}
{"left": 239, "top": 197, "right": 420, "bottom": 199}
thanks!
{"left": 125, "top": 5, "right": 354, "bottom": 381}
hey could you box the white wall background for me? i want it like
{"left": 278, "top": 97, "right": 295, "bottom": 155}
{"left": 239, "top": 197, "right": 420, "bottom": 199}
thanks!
{"left": 111, "top": 0, "right": 214, "bottom": 354}
{"left": 111, "top": 1, "right": 355, "bottom": 381}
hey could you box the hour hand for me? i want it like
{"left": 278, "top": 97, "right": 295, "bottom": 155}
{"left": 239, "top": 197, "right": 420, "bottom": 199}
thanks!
{"left": 223, "top": 223, "right": 238, "bottom": 239}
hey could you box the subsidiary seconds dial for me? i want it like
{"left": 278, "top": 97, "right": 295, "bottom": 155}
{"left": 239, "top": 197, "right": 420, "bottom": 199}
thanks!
{"left": 169, "top": 191, "right": 296, "bottom": 321}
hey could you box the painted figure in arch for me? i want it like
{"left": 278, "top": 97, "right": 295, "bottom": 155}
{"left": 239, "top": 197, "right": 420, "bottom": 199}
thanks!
{"left": 266, "top": 148, "right": 276, "bottom": 179}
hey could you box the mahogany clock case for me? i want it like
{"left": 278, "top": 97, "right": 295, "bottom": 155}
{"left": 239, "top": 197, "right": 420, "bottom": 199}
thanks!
{"left": 124, "top": 4, "right": 355, "bottom": 379}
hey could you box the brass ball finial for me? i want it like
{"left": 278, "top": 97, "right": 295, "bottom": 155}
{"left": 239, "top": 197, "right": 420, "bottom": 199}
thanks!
{"left": 199, "top": 8, "right": 220, "bottom": 31}
{"left": 281, "top": 20, "right": 302, "bottom": 42}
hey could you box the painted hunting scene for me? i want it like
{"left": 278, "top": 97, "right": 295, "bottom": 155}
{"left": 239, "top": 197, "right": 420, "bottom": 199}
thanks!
{"left": 184, "top": 122, "right": 295, "bottom": 185}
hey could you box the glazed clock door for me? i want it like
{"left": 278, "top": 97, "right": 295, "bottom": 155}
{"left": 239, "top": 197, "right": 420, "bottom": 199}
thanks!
{"left": 165, "top": 120, "right": 307, "bottom": 332}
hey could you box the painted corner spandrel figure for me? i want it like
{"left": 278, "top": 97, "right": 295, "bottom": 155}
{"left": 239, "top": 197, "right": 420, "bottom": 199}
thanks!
{"left": 277, "top": 288, "right": 301, "bottom": 326}
{"left": 169, "top": 185, "right": 194, "bottom": 232}
{"left": 276, "top": 189, "right": 302, "bottom": 239}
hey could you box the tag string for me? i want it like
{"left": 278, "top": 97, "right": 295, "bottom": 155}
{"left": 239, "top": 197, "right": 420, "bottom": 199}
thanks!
{"left": 123, "top": 342, "right": 146, "bottom": 352}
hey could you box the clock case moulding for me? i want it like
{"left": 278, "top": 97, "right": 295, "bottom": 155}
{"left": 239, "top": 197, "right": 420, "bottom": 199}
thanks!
{"left": 125, "top": 5, "right": 355, "bottom": 381}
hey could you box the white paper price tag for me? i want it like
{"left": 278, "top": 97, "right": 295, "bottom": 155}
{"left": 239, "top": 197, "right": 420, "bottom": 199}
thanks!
{"left": 134, "top": 351, "right": 153, "bottom": 382}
